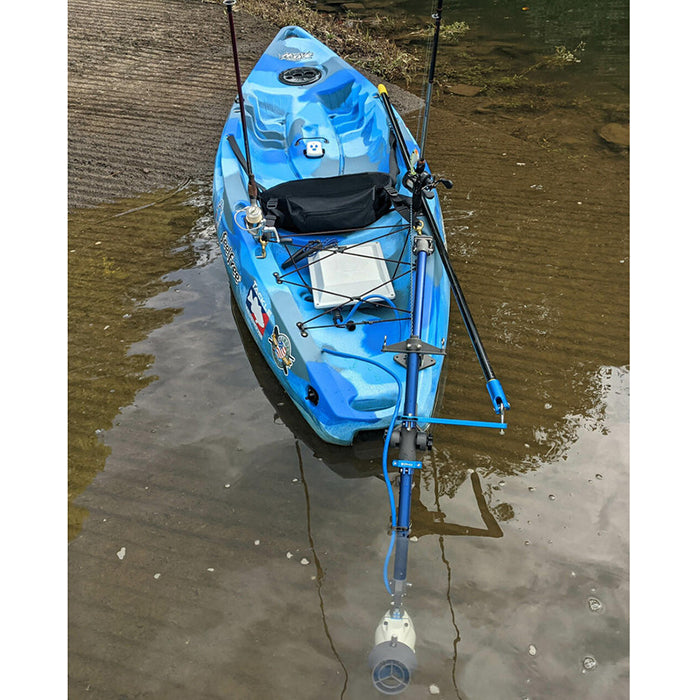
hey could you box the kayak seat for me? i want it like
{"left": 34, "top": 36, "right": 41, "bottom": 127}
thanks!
{"left": 260, "top": 171, "right": 395, "bottom": 234}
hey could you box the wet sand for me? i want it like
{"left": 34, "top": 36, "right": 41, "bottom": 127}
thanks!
{"left": 68, "top": 0, "right": 629, "bottom": 698}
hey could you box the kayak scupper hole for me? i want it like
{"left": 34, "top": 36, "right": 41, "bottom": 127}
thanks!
{"left": 305, "top": 386, "right": 319, "bottom": 406}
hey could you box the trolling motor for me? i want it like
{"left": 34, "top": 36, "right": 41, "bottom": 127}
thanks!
{"left": 371, "top": 36, "right": 510, "bottom": 693}
{"left": 368, "top": 144, "right": 447, "bottom": 692}
{"left": 369, "top": 610, "right": 417, "bottom": 694}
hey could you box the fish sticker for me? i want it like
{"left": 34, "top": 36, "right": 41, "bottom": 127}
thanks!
{"left": 245, "top": 282, "right": 270, "bottom": 337}
{"left": 268, "top": 325, "right": 295, "bottom": 376}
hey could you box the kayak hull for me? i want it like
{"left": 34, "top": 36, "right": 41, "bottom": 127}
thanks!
{"left": 213, "top": 26, "right": 451, "bottom": 445}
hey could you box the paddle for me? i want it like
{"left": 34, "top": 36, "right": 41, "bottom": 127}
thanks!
{"left": 377, "top": 84, "right": 510, "bottom": 415}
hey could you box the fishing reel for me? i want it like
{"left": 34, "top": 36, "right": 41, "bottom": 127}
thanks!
{"left": 243, "top": 204, "right": 278, "bottom": 259}
{"left": 425, "top": 175, "right": 453, "bottom": 192}
{"left": 417, "top": 162, "right": 453, "bottom": 194}
{"left": 402, "top": 154, "right": 453, "bottom": 194}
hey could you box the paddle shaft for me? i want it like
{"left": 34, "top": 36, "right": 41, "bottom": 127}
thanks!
{"left": 378, "top": 86, "right": 497, "bottom": 384}
{"left": 223, "top": 0, "right": 257, "bottom": 201}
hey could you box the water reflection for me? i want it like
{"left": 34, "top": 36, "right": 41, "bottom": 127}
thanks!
{"left": 413, "top": 468, "right": 503, "bottom": 539}
{"left": 230, "top": 292, "right": 384, "bottom": 476}
{"left": 230, "top": 289, "right": 508, "bottom": 545}
{"left": 67, "top": 187, "right": 205, "bottom": 539}
{"left": 294, "top": 440, "right": 350, "bottom": 698}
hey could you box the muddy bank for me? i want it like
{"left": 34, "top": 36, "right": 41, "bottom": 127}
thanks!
{"left": 67, "top": 0, "right": 421, "bottom": 210}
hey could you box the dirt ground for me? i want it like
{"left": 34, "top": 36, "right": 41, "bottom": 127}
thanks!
{"left": 68, "top": 0, "right": 628, "bottom": 211}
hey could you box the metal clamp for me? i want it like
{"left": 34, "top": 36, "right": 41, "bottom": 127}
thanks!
{"left": 412, "top": 235, "right": 434, "bottom": 255}
{"left": 392, "top": 460, "right": 422, "bottom": 470}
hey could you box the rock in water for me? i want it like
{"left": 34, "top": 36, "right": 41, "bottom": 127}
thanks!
{"left": 448, "top": 84, "right": 484, "bottom": 97}
{"left": 597, "top": 123, "right": 630, "bottom": 149}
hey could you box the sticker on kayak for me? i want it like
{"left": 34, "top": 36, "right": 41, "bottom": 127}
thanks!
{"left": 220, "top": 230, "right": 241, "bottom": 285}
{"left": 245, "top": 282, "right": 270, "bottom": 337}
{"left": 269, "top": 325, "right": 295, "bottom": 376}
{"left": 280, "top": 51, "right": 313, "bottom": 61}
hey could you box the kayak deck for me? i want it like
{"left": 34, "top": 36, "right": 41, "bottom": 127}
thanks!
{"left": 213, "top": 26, "right": 451, "bottom": 445}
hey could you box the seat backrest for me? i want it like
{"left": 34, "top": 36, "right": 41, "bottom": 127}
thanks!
{"left": 260, "top": 171, "right": 393, "bottom": 234}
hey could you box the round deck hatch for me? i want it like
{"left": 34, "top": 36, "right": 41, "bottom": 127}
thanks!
{"left": 279, "top": 66, "right": 322, "bottom": 86}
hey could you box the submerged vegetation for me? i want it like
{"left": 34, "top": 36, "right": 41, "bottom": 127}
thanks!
{"left": 218, "top": 0, "right": 589, "bottom": 102}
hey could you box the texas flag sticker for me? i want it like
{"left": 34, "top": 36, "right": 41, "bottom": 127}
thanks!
{"left": 245, "top": 283, "right": 270, "bottom": 337}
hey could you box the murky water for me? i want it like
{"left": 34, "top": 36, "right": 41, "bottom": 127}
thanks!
{"left": 68, "top": 3, "right": 628, "bottom": 698}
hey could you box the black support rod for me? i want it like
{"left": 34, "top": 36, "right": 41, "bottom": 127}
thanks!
{"left": 223, "top": 0, "right": 258, "bottom": 202}
{"left": 378, "top": 85, "right": 509, "bottom": 411}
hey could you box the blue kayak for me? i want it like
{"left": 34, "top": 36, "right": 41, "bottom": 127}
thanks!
{"left": 213, "top": 26, "right": 451, "bottom": 445}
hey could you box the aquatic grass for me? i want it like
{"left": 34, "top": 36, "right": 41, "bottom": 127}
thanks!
{"left": 479, "top": 43, "right": 587, "bottom": 96}
{"left": 411, "top": 20, "right": 470, "bottom": 45}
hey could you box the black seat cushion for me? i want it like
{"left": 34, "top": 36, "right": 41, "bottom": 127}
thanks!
{"left": 260, "top": 172, "right": 393, "bottom": 234}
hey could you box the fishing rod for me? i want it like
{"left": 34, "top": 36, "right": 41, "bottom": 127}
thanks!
{"left": 223, "top": 0, "right": 258, "bottom": 202}
{"left": 418, "top": 0, "right": 444, "bottom": 158}
{"left": 377, "top": 84, "right": 510, "bottom": 415}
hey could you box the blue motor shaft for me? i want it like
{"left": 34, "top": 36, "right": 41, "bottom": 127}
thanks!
{"left": 390, "top": 239, "right": 431, "bottom": 602}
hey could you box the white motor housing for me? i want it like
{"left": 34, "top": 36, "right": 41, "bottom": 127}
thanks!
{"left": 374, "top": 610, "right": 416, "bottom": 651}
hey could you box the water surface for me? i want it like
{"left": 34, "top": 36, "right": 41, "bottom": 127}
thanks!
{"left": 68, "top": 3, "right": 628, "bottom": 697}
